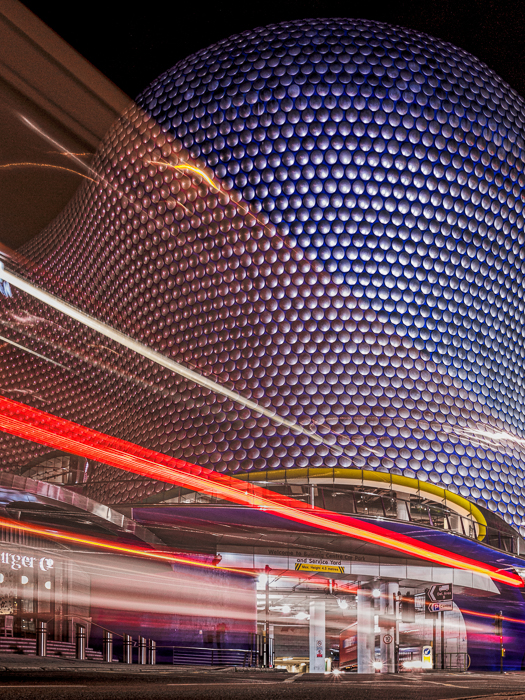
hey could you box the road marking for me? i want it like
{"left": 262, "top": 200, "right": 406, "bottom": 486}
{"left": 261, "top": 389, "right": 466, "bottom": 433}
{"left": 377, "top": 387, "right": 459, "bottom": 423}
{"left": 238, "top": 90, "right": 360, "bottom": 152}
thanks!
{"left": 424, "top": 681, "right": 470, "bottom": 688}
{"left": 284, "top": 673, "right": 304, "bottom": 682}
{"left": 166, "top": 682, "right": 284, "bottom": 686}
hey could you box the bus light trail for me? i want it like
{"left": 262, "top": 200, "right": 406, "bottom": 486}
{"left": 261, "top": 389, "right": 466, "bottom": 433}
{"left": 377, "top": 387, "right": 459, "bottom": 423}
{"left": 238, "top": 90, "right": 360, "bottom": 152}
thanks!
{"left": 0, "top": 394, "right": 521, "bottom": 587}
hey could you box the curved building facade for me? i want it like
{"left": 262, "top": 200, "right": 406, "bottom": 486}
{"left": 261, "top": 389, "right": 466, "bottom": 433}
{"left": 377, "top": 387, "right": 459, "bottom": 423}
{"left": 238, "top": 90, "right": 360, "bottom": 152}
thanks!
{"left": 1, "top": 18, "right": 525, "bottom": 542}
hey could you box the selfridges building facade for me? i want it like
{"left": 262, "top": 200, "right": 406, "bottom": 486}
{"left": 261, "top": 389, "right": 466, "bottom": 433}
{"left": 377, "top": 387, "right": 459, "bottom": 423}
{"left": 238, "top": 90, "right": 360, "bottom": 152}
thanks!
{"left": 4, "top": 18, "right": 525, "bottom": 535}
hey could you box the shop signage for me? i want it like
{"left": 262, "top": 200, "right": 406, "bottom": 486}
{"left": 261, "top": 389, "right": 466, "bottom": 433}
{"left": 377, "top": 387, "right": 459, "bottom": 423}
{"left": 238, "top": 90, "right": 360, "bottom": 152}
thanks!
{"left": 1, "top": 552, "right": 53, "bottom": 572}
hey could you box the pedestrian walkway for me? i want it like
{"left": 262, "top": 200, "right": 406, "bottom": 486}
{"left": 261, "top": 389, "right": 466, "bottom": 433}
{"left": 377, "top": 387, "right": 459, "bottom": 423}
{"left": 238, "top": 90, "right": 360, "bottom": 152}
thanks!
{"left": 0, "top": 653, "right": 281, "bottom": 674}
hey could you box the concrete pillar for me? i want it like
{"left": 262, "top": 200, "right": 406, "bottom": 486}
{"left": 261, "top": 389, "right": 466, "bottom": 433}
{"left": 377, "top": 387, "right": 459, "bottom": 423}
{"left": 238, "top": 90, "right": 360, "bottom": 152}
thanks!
{"left": 357, "top": 586, "right": 374, "bottom": 673}
{"left": 269, "top": 624, "right": 275, "bottom": 668}
{"left": 309, "top": 600, "right": 325, "bottom": 673}
{"left": 264, "top": 566, "right": 271, "bottom": 667}
{"left": 379, "top": 581, "right": 398, "bottom": 673}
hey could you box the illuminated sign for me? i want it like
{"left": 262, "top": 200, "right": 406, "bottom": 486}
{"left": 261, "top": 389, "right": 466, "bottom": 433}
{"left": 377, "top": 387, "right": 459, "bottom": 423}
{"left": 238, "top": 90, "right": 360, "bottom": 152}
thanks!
{"left": 343, "top": 636, "right": 356, "bottom": 649}
{"left": 295, "top": 561, "right": 345, "bottom": 574}
{"left": 1, "top": 552, "right": 53, "bottom": 572}
{"left": 422, "top": 645, "right": 433, "bottom": 669}
{"left": 427, "top": 601, "right": 453, "bottom": 613}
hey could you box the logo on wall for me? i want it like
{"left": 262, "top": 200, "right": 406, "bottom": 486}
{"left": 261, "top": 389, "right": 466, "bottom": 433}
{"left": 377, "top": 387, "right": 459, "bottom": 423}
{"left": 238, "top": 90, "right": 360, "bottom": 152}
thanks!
{"left": 1, "top": 552, "right": 53, "bottom": 572}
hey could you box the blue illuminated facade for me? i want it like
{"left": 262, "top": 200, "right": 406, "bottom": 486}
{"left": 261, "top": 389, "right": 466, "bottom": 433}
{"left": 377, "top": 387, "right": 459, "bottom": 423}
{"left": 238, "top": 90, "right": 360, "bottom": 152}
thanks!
{"left": 3, "top": 16, "right": 525, "bottom": 674}
{"left": 9, "top": 18, "right": 525, "bottom": 540}
{"left": 135, "top": 18, "right": 525, "bottom": 532}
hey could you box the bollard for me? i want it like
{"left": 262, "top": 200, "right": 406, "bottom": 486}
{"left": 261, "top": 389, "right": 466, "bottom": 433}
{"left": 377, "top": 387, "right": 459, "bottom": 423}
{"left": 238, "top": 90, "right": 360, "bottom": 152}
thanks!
{"left": 123, "top": 634, "right": 133, "bottom": 664}
{"left": 36, "top": 620, "right": 47, "bottom": 657}
{"left": 147, "top": 640, "right": 156, "bottom": 665}
{"left": 103, "top": 630, "right": 113, "bottom": 663}
{"left": 138, "top": 636, "right": 147, "bottom": 665}
{"left": 76, "top": 624, "right": 86, "bottom": 661}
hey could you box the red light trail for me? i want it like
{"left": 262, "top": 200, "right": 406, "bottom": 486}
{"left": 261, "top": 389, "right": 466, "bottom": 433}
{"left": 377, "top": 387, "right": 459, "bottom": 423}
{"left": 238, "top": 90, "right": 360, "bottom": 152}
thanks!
{"left": 459, "top": 609, "right": 525, "bottom": 626}
{"left": 0, "top": 394, "right": 521, "bottom": 587}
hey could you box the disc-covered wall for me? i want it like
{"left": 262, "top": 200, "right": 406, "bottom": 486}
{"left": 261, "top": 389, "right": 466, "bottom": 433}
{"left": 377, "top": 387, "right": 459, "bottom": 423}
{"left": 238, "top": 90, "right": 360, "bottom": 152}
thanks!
{"left": 4, "top": 19, "right": 525, "bottom": 532}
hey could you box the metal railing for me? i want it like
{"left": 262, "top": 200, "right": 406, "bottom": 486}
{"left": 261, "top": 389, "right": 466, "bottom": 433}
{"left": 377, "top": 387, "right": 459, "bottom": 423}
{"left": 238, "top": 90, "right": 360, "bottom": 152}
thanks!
{"left": 164, "top": 645, "right": 253, "bottom": 667}
{"left": 444, "top": 652, "right": 470, "bottom": 672}
{"left": 163, "top": 483, "right": 519, "bottom": 554}
{"left": 59, "top": 615, "right": 156, "bottom": 665}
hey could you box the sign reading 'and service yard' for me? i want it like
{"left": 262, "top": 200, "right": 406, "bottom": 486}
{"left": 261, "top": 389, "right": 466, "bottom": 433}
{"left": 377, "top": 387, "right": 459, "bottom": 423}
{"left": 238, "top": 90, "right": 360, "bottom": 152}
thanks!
{"left": 294, "top": 558, "right": 346, "bottom": 574}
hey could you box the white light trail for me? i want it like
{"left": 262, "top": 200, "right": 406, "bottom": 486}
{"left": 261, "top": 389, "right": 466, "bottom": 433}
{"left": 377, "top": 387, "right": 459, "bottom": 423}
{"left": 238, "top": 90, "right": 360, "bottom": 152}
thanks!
{"left": 19, "top": 116, "right": 98, "bottom": 180}
{"left": 0, "top": 266, "right": 349, "bottom": 453}
{"left": 454, "top": 425, "right": 525, "bottom": 449}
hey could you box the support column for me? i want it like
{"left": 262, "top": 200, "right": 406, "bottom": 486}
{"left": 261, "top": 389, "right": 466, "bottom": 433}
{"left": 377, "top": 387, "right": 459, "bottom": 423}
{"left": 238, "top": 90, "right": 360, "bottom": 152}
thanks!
{"left": 264, "top": 566, "right": 271, "bottom": 667}
{"left": 379, "top": 581, "right": 398, "bottom": 673}
{"left": 357, "top": 586, "right": 374, "bottom": 673}
{"left": 309, "top": 600, "right": 325, "bottom": 673}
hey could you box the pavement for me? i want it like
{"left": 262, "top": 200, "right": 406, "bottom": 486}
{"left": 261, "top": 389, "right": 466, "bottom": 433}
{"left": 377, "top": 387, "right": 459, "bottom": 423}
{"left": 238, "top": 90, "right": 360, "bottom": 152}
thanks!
{"left": 0, "top": 653, "right": 249, "bottom": 673}
{"left": 1, "top": 655, "right": 525, "bottom": 699}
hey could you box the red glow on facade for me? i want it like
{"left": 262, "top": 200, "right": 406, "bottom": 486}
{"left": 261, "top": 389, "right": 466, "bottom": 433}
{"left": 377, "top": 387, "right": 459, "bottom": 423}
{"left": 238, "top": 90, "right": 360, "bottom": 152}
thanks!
{"left": 0, "top": 394, "right": 521, "bottom": 587}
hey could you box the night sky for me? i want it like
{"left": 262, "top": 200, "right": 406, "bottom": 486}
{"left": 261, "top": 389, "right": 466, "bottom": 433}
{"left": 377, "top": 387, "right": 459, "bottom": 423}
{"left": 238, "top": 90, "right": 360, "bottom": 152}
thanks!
{"left": 23, "top": 0, "right": 525, "bottom": 101}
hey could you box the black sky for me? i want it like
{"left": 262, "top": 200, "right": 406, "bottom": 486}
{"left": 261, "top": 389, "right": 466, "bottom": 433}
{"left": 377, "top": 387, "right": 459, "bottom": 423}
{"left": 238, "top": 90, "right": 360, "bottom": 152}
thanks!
{"left": 23, "top": 0, "right": 525, "bottom": 100}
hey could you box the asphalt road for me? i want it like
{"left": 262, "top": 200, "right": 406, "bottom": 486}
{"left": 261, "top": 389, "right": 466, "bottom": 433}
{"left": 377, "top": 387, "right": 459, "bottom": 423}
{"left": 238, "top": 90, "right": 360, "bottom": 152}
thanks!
{"left": 1, "top": 671, "right": 525, "bottom": 700}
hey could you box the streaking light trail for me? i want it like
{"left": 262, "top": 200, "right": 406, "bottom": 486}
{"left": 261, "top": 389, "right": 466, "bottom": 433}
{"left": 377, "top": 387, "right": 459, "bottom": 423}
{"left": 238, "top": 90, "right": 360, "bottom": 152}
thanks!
{"left": 0, "top": 515, "right": 358, "bottom": 591}
{"left": 0, "top": 163, "right": 97, "bottom": 183}
{"left": 147, "top": 160, "right": 219, "bottom": 191}
{"left": 0, "top": 516, "right": 361, "bottom": 594}
{"left": 0, "top": 266, "right": 346, "bottom": 455}
{"left": 0, "top": 515, "right": 248, "bottom": 574}
{"left": 459, "top": 608, "right": 525, "bottom": 626}
{"left": 19, "top": 115, "right": 100, "bottom": 182}
{"left": 0, "top": 394, "right": 520, "bottom": 587}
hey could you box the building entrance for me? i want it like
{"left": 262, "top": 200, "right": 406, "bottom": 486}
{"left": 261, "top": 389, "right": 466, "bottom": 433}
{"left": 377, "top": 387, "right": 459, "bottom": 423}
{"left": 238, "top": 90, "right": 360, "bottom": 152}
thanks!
{"left": 221, "top": 548, "right": 472, "bottom": 673}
